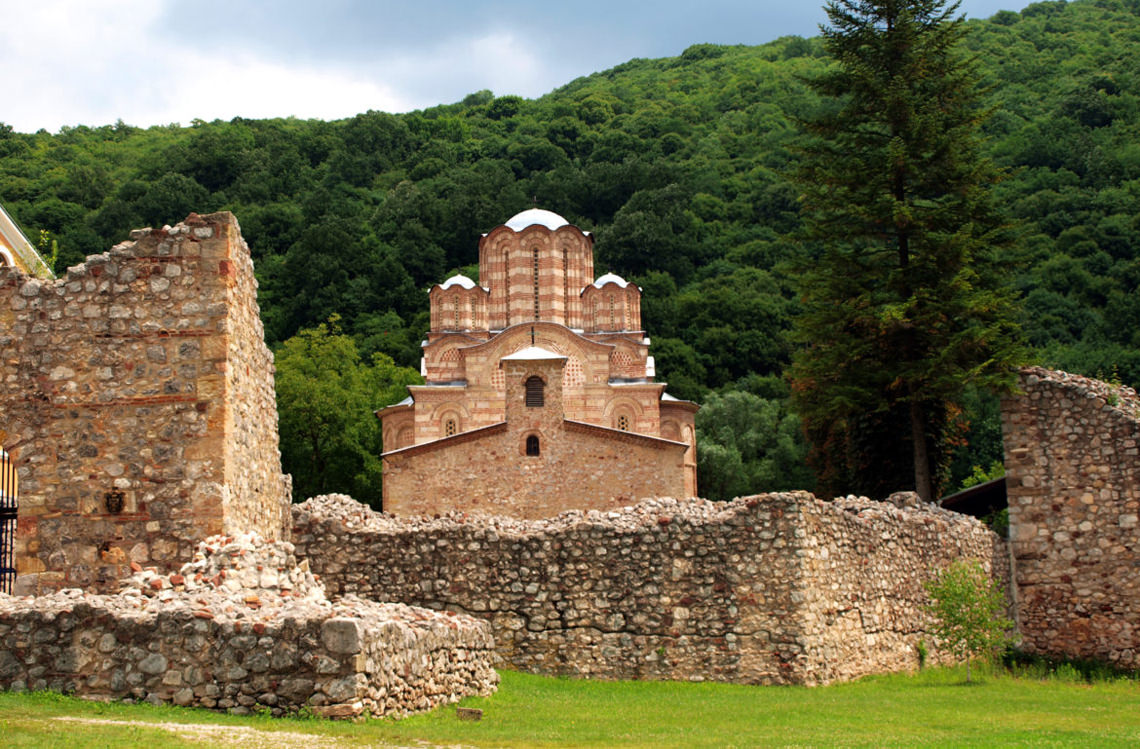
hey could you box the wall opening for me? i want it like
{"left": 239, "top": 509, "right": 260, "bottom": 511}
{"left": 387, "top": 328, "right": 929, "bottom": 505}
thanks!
{"left": 0, "top": 448, "right": 17, "bottom": 594}
{"left": 445, "top": 418, "right": 457, "bottom": 437}
{"left": 525, "top": 435, "right": 540, "bottom": 456}
{"left": 525, "top": 376, "right": 545, "bottom": 408}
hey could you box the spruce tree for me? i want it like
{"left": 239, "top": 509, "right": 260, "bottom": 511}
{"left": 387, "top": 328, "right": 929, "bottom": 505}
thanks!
{"left": 790, "top": 0, "right": 1026, "bottom": 502}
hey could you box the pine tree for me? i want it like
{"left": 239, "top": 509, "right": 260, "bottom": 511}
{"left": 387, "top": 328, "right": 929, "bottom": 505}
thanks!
{"left": 789, "top": 0, "right": 1026, "bottom": 501}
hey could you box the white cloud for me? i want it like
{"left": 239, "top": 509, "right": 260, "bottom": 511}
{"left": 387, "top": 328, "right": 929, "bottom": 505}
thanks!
{"left": 1, "top": 0, "right": 411, "bottom": 130}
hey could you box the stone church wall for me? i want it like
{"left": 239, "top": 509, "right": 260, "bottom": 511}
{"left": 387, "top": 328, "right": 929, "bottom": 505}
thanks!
{"left": 1002, "top": 367, "right": 1140, "bottom": 668}
{"left": 0, "top": 213, "right": 291, "bottom": 594}
{"left": 294, "top": 492, "right": 1005, "bottom": 685}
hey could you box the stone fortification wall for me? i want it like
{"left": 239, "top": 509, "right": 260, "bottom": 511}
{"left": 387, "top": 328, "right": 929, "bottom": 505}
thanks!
{"left": 294, "top": 493, "right": 1005, "bottom": 685}
{"left": 797, "top": 492, "right": 1009, "bottom": 683}
{"left": 0, "top": 212, "right": 291, "bottom": 594}
{"left": 1002, "top": 367, "right": 1140, "bottom": 668}
{"left": 0, "top": 534, "right": 497, "bottom": 718}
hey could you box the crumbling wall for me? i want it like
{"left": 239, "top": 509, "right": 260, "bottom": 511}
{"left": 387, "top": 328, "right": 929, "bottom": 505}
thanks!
{"left": 1002, "top": 367, "right": 1140, "bottom": 668}
{"left": 294, "top": 492, "right": 1005, "bottom": 685}
{"left": 0, "top": 534, "right": 497, "bottom": 718}
{"left": 0, "top": 213, "right": 291, "bottom": 594}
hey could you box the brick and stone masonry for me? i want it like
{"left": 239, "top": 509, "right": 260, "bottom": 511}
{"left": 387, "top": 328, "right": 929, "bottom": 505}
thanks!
{"left": 294, "top": 491, "right": 1007, "bottom": 686}
{"left": 1002, "top": 366, "right": 1140, "bottom": 668}
{"left": 0, "top": 213, "right": 292, "bottom": 594}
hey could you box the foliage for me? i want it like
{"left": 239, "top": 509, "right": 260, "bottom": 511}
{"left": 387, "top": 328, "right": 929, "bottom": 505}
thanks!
{"left": 960, "top": 459, "right": 1006, "bottom": 490}
{"left": 4, "top": 0, "right": 1140, "bottom": 497}
{"left": 695, "top": 389, "right": 814, "bottom": 500}
{"left": 789, "top": 0, "right": 1028, "bottom": 501}
{"left": 925, "top": 559, "right": 1015, "bottom": 682}
{"left": 274, "top": 317, "right": 420, "bottom": 507}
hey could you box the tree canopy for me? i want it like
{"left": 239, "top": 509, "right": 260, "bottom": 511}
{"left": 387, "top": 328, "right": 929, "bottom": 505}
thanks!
{"left": 3, "top": 0, "right": 1139, "bottom": 500}
{"left": 789, "top": 0, "right": 1028, "bottom": 501}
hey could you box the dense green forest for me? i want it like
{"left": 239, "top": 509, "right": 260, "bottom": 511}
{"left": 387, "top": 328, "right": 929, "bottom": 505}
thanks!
{"left": 2, "top": 0, "right": 1138, "bottom": 503}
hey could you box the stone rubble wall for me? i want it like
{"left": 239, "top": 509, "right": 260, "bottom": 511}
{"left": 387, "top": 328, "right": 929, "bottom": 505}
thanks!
{"left": 0, "top": 533, "right": 498, "bottom": 718}
{"left": 0, "top": 212, "right": 291, "bottom": 594}
{"left": 797, "top": 493, "right": 1009, "bottom": 683}
{"left": 1002, "top": 367, "right": 1140, "bottom": 667}
{"left": 294, "top": 492, "right": 1005, "bottom": 685}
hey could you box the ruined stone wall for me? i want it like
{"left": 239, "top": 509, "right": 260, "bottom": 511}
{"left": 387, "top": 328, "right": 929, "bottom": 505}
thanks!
{"left": 0, "top": 534, "right": 497, "bottom": 718}
{"left": 1002, "top": 367, "right": 1140, "bottom": 668}
{"left": 0, "top": 213, "right": 290, "bottom": 594}
{"left": 294, "top": 492, "right": 1005, "bottom": 685}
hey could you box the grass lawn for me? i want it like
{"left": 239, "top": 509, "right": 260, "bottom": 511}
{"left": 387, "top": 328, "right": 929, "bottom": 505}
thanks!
{"left": 2, "top": 665, "right": 1139, "bottom": 747}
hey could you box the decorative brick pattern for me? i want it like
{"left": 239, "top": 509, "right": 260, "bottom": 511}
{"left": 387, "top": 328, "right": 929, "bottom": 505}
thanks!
{"left": 380, "top": 211, "right": 698, "bottom": 514}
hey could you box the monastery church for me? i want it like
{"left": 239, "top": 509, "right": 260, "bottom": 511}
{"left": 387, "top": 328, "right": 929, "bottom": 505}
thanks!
{"left": 378, "top": 209, "right": 698, "bottom": 519}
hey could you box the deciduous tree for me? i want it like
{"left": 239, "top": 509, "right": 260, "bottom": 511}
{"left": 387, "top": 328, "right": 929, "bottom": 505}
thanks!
{"left": 925, "top": 559, "right": 1013, "bottom": 682}
{"left": 274, "top": 317, "right": 421, "bottom": 508}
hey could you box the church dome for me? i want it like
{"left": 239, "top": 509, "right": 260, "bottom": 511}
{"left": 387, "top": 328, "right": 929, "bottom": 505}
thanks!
{"left": 439, "top": 274, "right": 477, "bottom": 290}
{"left": 592, "top": 272, "right": 631, "bottom": 289}
{"left": 504, "top": 208, "right": 570, "bottom": 232}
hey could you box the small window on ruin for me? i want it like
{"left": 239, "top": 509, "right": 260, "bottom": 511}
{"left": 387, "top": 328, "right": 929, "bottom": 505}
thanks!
{"left": 617, "top": 414, "right": 630, "bottom": 431}
{"left": 526, "top": 435, "right": 540, "bottom": 456}
{"left": 445, "top": 419, "right": 457, "bottom": 437}
{"left": 525, "top": 376, "right": 545, "bottom": 408}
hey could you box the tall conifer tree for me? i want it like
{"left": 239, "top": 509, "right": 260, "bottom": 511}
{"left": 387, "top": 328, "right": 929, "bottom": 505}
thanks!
{"left": 790, "top": 0, "right": 1026, "bottom": 501}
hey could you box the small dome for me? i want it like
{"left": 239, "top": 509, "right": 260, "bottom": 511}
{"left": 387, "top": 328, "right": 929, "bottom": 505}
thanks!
{"left": 592, "top": 272, "right": 631, "bottom": 289}
{"left": 504, "top": 208, "right": 570, "bottom": 232}
{"left": 439, "top": 274, "right": 477, "bottom": 290}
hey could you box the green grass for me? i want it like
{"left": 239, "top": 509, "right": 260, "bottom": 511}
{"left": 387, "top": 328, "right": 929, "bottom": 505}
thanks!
{"left": 2, "top": 666, "right": 1139, "bottom": 747}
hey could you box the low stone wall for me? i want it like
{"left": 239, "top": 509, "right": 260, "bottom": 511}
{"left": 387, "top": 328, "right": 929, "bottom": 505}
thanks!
{"left": 0, "top": 534, "right": 498, "bottom": 718}
{"left": 294, "top": 493, "right": 1006, "bottom": 686}
{"left": 1002, "top": 367, "right": 1140, "bottom": 668}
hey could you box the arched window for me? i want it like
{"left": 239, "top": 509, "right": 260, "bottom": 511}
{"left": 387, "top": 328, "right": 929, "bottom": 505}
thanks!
{"left": 525, "top": 435, "right": 540, "bottom": 456}
{"left": 616, "top": 414, "right": 630, "bottom": 431}
{"left": 525, "top": 376, "right": 544, "bottom": 407}
{"left": 444, "top": 419, "right": 457, "bottom": 437}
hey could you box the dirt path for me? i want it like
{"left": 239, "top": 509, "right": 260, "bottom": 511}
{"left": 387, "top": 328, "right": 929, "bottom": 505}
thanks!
{"left": 53, "top": 716, "right": 463, "bottom": 748}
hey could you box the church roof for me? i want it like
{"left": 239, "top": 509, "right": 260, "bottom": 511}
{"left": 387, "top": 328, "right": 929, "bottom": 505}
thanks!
{"left": 439, "top": 274, "right": 478, "bottom": 290}
{"left": 501, "top": 346, "right": 567, "bottom": 361}
{"left": 504, "top": 208, "right": 570, "bottom": 232}
{"left": 592, "top": 272, "right": 631, "bottom": 289}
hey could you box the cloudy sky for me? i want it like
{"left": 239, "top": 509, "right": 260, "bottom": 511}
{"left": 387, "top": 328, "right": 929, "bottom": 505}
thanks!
{"left": 2, "top": 0, "right": 1036, "bottom": 133}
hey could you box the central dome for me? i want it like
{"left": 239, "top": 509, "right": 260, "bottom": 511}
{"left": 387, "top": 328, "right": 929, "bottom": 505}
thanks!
{"left": 504, "top": 208, "right": 570, "bottom": 232}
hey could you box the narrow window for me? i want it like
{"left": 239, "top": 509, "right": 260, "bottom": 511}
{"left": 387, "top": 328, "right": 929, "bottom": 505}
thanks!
{"left": 525, "top": 376, "right": 545, "bottom": 408}
{"left": 609, "top": 295, "right": 616, "bottom": 330}
{"left": 0, "top": 448, "right": 17, "bottom": 595}
{"left": 445, "top": 419, "right": 457, "bottom": 437}
{"left": 452, "top": 297, "right": 460, "bottom": 330}
{"left": 533, "top": 248, "right": 540, "bottom": 320}
{"left": 617, "top": 414, "right": 629, "bottom": 431}
{"left": 526, "top": 435, "right": 540, "bottom": 456}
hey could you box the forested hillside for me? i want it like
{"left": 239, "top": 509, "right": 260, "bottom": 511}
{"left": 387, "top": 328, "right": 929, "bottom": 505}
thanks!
{"left": 2, "top": 0, "right": 1138, "bottom": 500}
